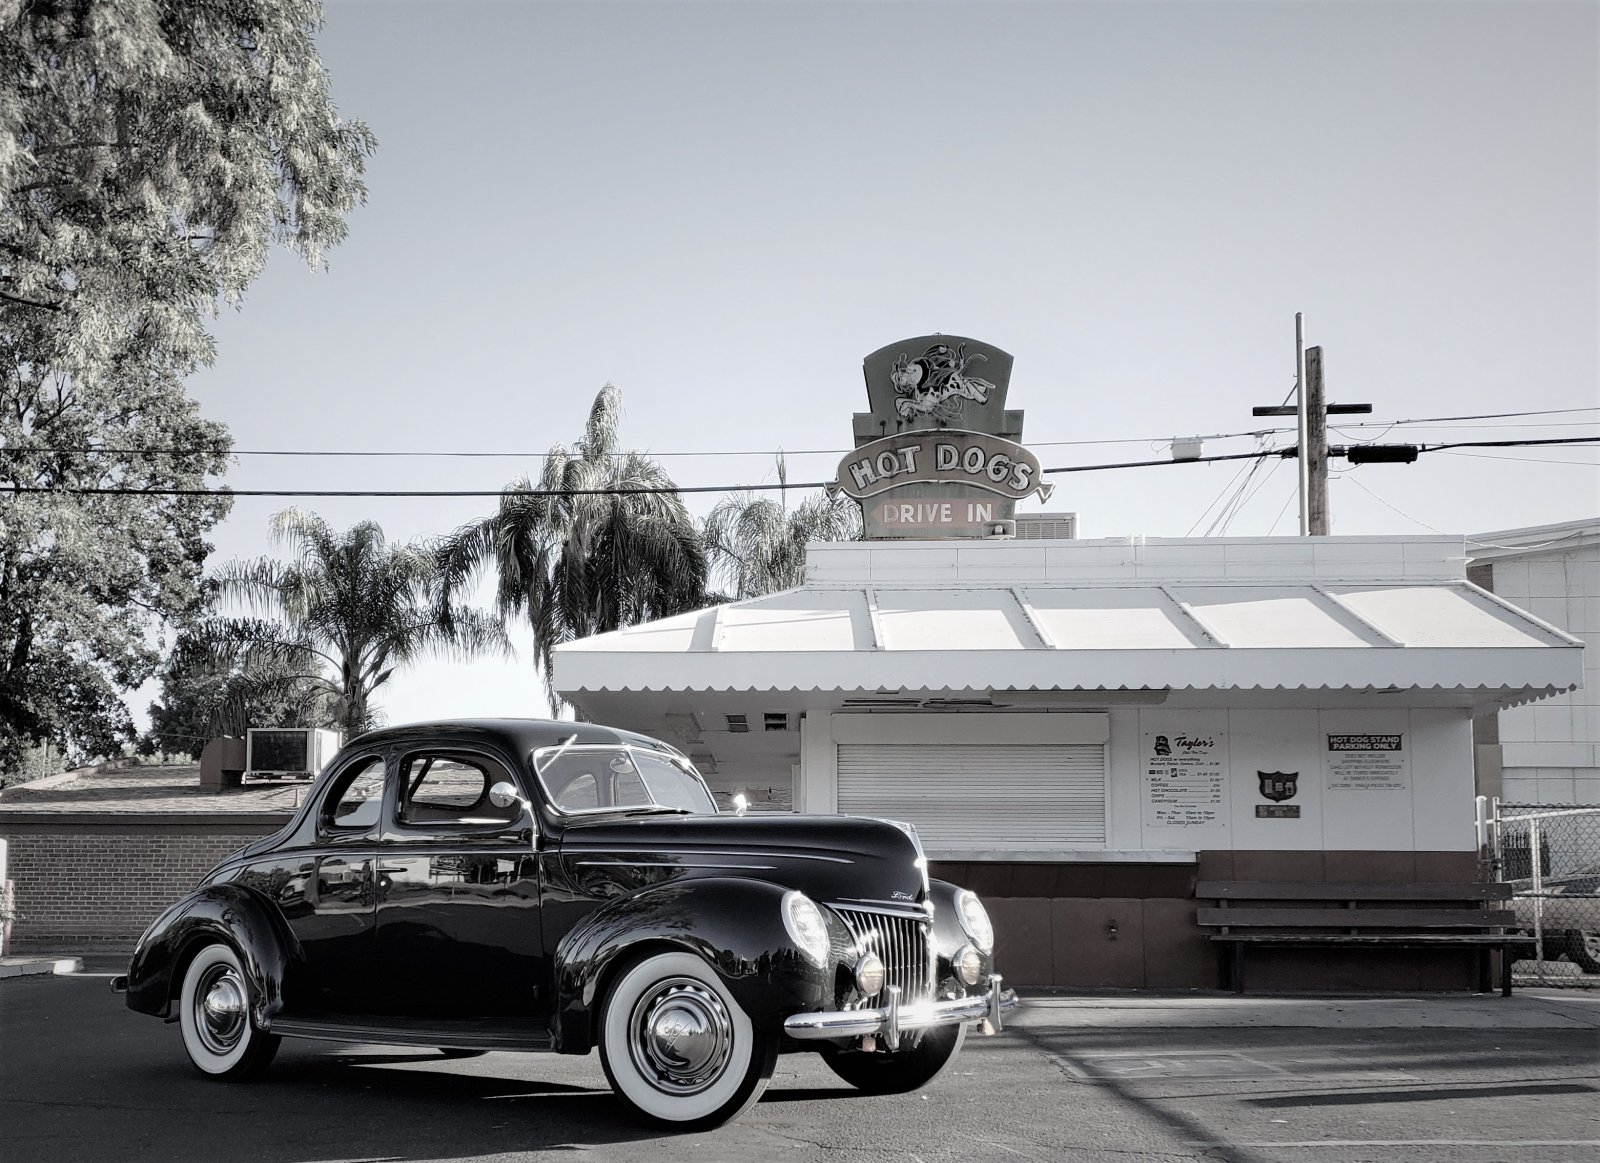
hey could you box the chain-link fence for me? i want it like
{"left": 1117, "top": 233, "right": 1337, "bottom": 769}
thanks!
{"left": 1492, "top": 802, "right": 1600, "bottom": 987}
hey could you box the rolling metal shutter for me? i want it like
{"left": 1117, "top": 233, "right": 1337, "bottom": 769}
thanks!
{"left": 835, "top": 743, "right": 1107, "bottom": 849}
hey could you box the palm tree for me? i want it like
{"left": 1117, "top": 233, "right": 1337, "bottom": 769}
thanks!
{"left": 436, "top": 384, "right": 707, "bottom": 710}
{"left": 213, "top": 510, "right": 509, "bottom": 737}
{"left": 702, "top": 457, "right": 862, "bottom": 600}
{"left": 145, "top": 617, "right": 334, "bottom": 757}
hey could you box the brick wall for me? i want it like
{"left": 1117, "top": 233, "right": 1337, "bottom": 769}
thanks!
{"left": 1, "top": 815, "right": 288, "bottom": 951}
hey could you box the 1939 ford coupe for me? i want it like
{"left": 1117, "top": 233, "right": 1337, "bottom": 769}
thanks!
{"left": 113, "top": 719, "right": 1018, "bottom": 1127}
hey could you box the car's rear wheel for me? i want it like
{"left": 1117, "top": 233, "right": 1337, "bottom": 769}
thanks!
{"left": 821, "top": 1022, "right": 967, "bottom": 1095}
{"left": 178, "top": 943, "right": 279, "bottom": 1081}
{"left": 599, "top": 951, "right": 776, "bottom": 1129}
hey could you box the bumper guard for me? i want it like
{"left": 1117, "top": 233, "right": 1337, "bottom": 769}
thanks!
{"left": 783, "top": 973, "right": 1018, "bottom": 1051}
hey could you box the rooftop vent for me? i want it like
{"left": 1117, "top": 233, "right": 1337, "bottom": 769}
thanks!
{"left": 726, "top": 714, "right": 749, "bottom": 734}
{"left": 763, "top": 712, "right": 790, "bottom": 732}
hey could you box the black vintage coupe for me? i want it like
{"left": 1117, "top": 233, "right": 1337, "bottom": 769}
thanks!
{"left": 114, "top": 719, "right": 1018, "bottom": 1128}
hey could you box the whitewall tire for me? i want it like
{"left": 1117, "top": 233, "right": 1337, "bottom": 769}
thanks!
{"left": 599, "top": 951, "right": 776, "bottom": 1128}
{"left": 178, "top": 943, "right": 279, "bottom": 1081}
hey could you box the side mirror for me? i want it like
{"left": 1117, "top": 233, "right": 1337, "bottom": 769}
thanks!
{"left": 732, "top": 793, "right": 749, "bottom": 817}
{"left": 489, "top": 781, "right": 529, "bottom": 811}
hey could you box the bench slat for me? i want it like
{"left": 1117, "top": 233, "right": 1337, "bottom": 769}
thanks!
{"left": 1196, "top": 907, "right": 1517, "bottom": 929}
{"left": 1196, "top": 881, "right": 1510, "bottom": 901}
{"left": 1207, "top": 934, "right": 1537, "bottom": 946}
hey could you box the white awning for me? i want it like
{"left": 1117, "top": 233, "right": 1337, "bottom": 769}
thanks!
{"left": 553, "top": 537, "right": 1583, "bottom": 708}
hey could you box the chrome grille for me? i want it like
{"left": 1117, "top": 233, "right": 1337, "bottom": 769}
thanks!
{"left": 833, "top": 907, "right": 933, "bottom": 1002}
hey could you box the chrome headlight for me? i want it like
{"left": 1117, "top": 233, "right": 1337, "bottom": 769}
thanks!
{"left": 956, "top": 889, "right": 994, "bottom": 954}
{"left": 854, "top": 952, "right": 886, "bottom": 996}
{"left": 782, "top": 891, "right": 830, "bottom": 968}
{"left": 953, "top": 944, "right": 984, "bottom": 986}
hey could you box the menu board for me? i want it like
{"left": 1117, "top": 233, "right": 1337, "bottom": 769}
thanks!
{"left": 1143, "top": 728, "right": 1228, "bottom": 828}
{"left": 1325, "top": 733, "right": 1408, "bottom": 794}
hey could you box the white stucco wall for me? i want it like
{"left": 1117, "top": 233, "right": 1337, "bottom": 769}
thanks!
{"left": 1489, "top": 545, "right": 1599, "bottom": 804}
{"left": 798, "top": 703, "right": 1477, "bottom": 857}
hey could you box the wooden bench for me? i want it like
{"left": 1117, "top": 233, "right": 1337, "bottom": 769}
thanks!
{"left": 1196, "top": 880, "right": 1537, "bottom": 996}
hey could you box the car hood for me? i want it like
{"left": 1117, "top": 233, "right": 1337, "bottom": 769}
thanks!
{"left": 553, "top": 812, "right": 929, "bottom": 908}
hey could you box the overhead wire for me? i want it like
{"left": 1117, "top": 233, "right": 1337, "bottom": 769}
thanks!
{"left": 1340, "top": 474, "right": 1447, "bottom": 534}
{"left": 3, "top": 438, "right": 1595, "bottom": 500}
{"left": 1184, "top": 452, "right": 1260, "bottom": 536}
{"left": 7, "top": 406, "right": 1594, "bottom": 460}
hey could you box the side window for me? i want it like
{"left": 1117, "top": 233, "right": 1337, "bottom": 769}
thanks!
{"left": 553, "top": 772, "right": 599, "bottom": 812}
{"left": 324, "top": 756, "right": 385, "bottom": 830}
{"left": 399, "top": 752, "right": 519, "bottom": 827}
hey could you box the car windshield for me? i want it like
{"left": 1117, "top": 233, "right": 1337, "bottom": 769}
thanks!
{"left": 532, "top": 744, "right": 717, "bottom": 816}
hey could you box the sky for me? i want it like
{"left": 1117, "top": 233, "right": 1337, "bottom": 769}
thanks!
{"left": 146, "top": 0, "right": 1600, "bottom": 734}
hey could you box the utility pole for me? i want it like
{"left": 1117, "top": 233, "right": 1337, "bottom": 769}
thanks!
{"left": 1305, "top": 345, "right": 1329, "bottom": 535}
{"left": 1252, "top": 315, "right": 1371, "bottom": 535}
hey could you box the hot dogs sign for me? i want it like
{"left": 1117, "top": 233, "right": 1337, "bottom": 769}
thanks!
{"left": 830, "top": 336, "right": 1055, "bottom": 538}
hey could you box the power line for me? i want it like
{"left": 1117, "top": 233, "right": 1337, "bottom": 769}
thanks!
{"left": 1438, "top": 450, "right": 1600, "bottom": 466}
{"left": 4, "top": 448, "right": 1290, "bottom": 498}
{"left": 5, "top": 437, "right": 1595, "bottom": 500}
{"left": 7, "top": 406, "right": 1594, "bottom": 460}
{"left": 1340, "top": 474, "right": 1448, "bottom": 534}
{"left": 1422, "top": 436, "right": 1600, "bottom": 452}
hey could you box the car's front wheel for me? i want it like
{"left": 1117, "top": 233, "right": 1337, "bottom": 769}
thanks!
{"left": 178, "top": 943, "right": 279, "bottom": 1081}
{"left": 599, "top": 951, "right": 776, "bottom": 1129}
{"left": 821, "top": 1022, "right": 967, "bottom": 1095}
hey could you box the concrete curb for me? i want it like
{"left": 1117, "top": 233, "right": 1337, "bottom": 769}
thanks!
{"left": 0, "top": 956, "right": 83, "bottom": 979}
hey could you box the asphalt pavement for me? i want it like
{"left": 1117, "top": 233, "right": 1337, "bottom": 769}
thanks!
{"left": 3, "top": 965, "right": 1597, "bottom": 1163}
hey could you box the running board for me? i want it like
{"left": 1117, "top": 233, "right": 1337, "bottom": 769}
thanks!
{"left": 268, "top": 1014, "right": 554, "bottom": 1052}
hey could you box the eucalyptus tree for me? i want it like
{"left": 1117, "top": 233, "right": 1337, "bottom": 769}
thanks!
{"left": 437, "top": 385, "right": 708, "bottom": 710}
{"left": 215, "top": 510, "right": 508, "bottom": 739}
{"left": 702, "top": 459, "right": 863, "bottom": 600}
{"left": 0, "top": 0, "right": 373, "bottom": 768}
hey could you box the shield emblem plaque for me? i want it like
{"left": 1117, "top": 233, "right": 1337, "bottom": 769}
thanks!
{"left": 1257, "top": 771, "right": 1299, "bottom": 803}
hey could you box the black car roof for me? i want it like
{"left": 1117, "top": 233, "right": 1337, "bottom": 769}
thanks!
{"left": 342, "top": 718, "right": 678, "bottom": 758}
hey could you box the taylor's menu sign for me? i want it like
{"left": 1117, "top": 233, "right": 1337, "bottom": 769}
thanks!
{"left": 1325, "top": 733, "right": 1408, "bottom": 793}
{"left": 1143, "top": 730, "right": 1228, "bottom": 828}
{"left": 828, "top": 335, "right": 1054, "bottom": 538}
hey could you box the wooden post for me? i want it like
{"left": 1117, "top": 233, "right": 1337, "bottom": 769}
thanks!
{"left": 1306, "top": 345, "right": 1330, "bottom": 535}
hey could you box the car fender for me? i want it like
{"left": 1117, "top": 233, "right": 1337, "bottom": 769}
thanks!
{"left": 551, "top": 877, "right": 845, "bottom": 1053}
{"left": 124, "top": 884, "right": 296, "bottom": 1029}
{"left": 928, "top": 878, "right": 996, "bottom": 992}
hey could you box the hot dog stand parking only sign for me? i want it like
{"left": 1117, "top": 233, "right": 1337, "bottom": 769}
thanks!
{"left": 1325, "top": 734, "right": 1408, "bottom": 794}
{"left": 829, "top": 336, "right": 1054, "bottom": 539}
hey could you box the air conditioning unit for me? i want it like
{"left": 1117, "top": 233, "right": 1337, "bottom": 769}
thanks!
{"left": 1014, "top": 512, "right": 1078, "bottom": 540}
{"left": 245, "top": 727, "right": 342, "bottom": 781}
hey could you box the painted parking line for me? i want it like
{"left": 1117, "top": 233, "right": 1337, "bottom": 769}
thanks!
{"left": 1054, "top": 1049, "right": 1417, "bottom": 1083}
{"left": 1185, "top": 1141, "right": 1600, "bottom": 1150}
{"left": 1057, "top": 1051, "right": 1293, "bottom": 1080}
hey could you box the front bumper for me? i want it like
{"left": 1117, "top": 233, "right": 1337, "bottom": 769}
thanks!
{"left": 783, "top": 973, "right": 1018, "bottom": 1051}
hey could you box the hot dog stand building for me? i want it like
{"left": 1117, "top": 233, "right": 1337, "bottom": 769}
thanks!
{"left": 552, "top": 336, "right": 1584, "bottom": 990}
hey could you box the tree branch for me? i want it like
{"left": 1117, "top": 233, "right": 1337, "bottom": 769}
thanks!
{"left": 0, "top": 290, "right": 63, "bottom": 312}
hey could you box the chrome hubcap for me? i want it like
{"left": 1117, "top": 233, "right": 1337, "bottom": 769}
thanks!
{"left": 628, "top": 977, "right": 733, "bottom": 1095}
{"left": 194, "top": 966, "right": 246, "bottom": 1055}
